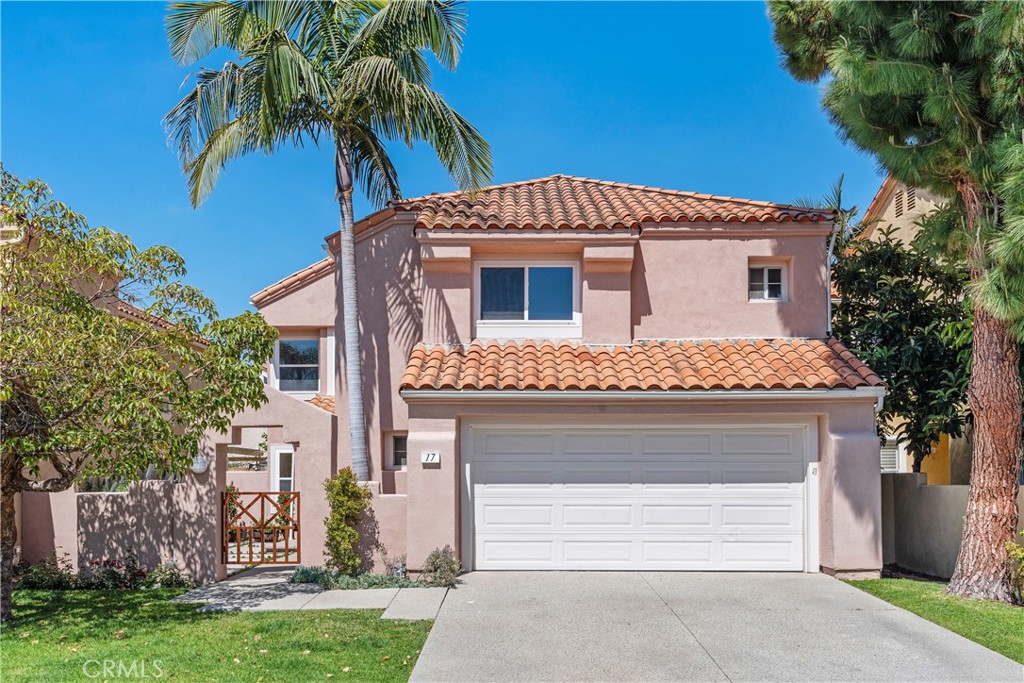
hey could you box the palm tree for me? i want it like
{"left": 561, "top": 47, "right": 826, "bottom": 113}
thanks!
{"left": 164, "top": 0, "right": 492, "bottom": 480}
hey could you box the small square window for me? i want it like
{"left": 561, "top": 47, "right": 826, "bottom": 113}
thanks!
{"left": 392, "top": 435, "right": 408, "bottom": 468}
{"left": 748, "top": 266, "right": 785, "bottom": 301}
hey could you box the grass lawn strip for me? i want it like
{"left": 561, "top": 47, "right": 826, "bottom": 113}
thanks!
{"left": 848, "top": 578, "right": 1023, "bottom": 665}
{"left": 2, "top": 589, "right": 431, "bottom": 682}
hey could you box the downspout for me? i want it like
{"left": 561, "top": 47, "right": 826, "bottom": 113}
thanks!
{"left": 825, "top": 216, "right": 839, "bottom": 337}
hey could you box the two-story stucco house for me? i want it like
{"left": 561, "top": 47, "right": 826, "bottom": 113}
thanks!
{"left": 211, "top": 175, "right": 885, "bottom": 578}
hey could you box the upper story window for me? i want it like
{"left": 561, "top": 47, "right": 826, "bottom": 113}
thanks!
{"left": 748, "top": 265, "right": 786, "bottom": 302}
{"left": 474, "top": 261, "right": 581, "bottom": 339}
{"left": 278, "top": 338, "right": 319, "bottom": 392}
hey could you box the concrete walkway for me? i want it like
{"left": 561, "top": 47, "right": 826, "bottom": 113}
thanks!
{"left": 173, "top": 566, "right": 446, "bottom": 620}
{"left": 411, "top": 572, "right": 1023, "bottom": 683}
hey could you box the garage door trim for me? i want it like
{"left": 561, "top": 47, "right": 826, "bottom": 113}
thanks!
{"left": 459, "top": 417, "right": 819, "bottom": 572}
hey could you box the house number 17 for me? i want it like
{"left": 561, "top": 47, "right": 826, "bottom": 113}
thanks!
{"left": 421, "top": 451, "right": 441, "bottom": 464}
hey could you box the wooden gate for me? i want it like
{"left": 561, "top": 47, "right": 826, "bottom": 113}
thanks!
{"left": 223, "top": 491, "right": 300, "bottom": 565}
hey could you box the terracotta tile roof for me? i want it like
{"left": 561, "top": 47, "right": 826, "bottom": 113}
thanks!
{"left": 114, "top": 300, "right": 176, "bottom": 331}
{"left": 392, "top": 175, "right": 835, "bottom": 231}
{"left": 251, "top": 257, "right": 333, "bottom": 306}
{"left": 307, "top": 395, "right": 335, "bottom": 413}
{"left": 401, "top": 339, "right": 882, "bottom": 392}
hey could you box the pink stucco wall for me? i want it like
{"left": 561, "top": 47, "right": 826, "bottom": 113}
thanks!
{"left": 209, "top": 210, "right": 880, "bottom": 577}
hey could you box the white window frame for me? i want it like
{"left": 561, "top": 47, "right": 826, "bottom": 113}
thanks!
{"left": 473, "top": 260, "right": 582, "bottom": 340}
{"left": 747, "top": 263, "right": 788, "bottom": 303}
{"left": 385, "top": 432, "right": 409, "bottom": 471}
{"left": 271, "top": 333, "right": 333, "bottom": 399}
{"left": 880, "top": 436, "right": 908, "bottom": 473}
{"left": 270, "top": 444, "right": 295, "bottom": 492}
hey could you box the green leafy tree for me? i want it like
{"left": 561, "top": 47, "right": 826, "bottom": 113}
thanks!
{"left": 323, "top": 467, "right": 371, "bottom": 575}
{"left": 833, "top": 227, "right": 971, "bottom": 470}
{"left": 0, "top": 170, "right": 277, "bottom": 620}
{"left": 769, "top": 0, "right": 1024, "bottom": 601}
{"left": 164, "top": 0, "right": 492, "bottom": 481}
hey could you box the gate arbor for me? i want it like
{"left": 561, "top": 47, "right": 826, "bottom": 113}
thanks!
{"left": 222, "top": 491, "right": 300, "bottom": 565}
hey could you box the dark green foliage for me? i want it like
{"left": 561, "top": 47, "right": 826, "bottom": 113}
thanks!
{"left": 290, "top": 565, "right": 423, "bottom": 590}
{"left": 15, "top": 555, "right": 77, "bottom": 590}
{"left": 422, "top": 545, "right": 460, "bottom": 588}
{"left": 833, "top": 227, "right": 971, "bottom": 469}
{"left": 323, "top": 468, "right": 371, "bottom": 575}
{"left": 768, "top": 1, "right": 1024, "bottom": 327}
{"left": 16, "top": 553, "right": 192, "bottom": 590}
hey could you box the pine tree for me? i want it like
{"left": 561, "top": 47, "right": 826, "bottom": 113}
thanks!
{"left": 768, "top": 0, "right": 1024, "bottom": 602}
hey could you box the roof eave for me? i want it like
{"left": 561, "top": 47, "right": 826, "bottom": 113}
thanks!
{"left": 399, "top": 386, "right": 885, "bottom": 411}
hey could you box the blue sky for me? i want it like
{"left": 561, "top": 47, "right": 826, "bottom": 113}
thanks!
{"left": 2, "top": 1, "right": 884, "bottom": 317}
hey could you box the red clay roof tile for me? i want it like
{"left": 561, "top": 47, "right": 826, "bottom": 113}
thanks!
{"left": 400, "top": 339, "right": 882, "bottom": 393}
{"left": 393, "top": 175, "right": 834, "bottom": 231}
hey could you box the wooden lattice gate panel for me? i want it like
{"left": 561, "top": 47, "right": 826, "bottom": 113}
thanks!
{"left": 223, "top": 491, "right": 300, "bottom": 565}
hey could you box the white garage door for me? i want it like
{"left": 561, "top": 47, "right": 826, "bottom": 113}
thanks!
{"left": 463, "top": 423, "right": 813, "bottom": 571}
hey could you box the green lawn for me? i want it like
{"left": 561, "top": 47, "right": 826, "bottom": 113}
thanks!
{"left": 848, "top": 578, "right": 1024, "bottom": 664}
{"left": 1, "top": 589, "right": 431, "bottom": 682}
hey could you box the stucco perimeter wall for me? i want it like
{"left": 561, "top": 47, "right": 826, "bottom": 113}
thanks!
{"left": 77, "top": 475, "right": 220, "bottom": 584}
{"left": 21, "top": 487, "right": 78, "bottom": 567}
{"left": 403, "top": 397, "right": 881, "bottom": 574}
{"left": 881, "top": 473, "right": 1024, "bottom": 579}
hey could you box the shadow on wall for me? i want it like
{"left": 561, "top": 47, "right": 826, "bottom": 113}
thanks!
{"left": 356, "top": 503, "right": 382, "bottom": 572}
{"left": 336, "top": 224, "right": 456, "bottom": 473}
{"left": 77, "top": 477, "right": 219, "bottom": 584}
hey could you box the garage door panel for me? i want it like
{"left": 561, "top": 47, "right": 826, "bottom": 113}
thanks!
{"left": 482, "top": 504, "right": 555, "bottom": 528}
{"left": 642, "top": 433, "right": 714, "bottom": 455}
{"left": 468, "top": 424, "right": 809, "bottom": 571}
{"left": 562, "top": 504, "right": 633, "bottom": 527}
{"left": 475, "top": 463, "right": 556, "bottom": 489}
{"left": 563, "top": 540, "right": 633, "bottom": 564}
{"left": 641, "top": 504, "right": 714, "bottom": 528}
{"left": 481, "top": 433, "right": 556, "bottom": 454}
{"left": 642, "top": 540, "right": 714, "bottom": 565}
{"left": 563, "top": 433, "right": 633, "bottom": 454}
{"left": 720, "top": 537, "right": 803, "bottom": 568}
{"left": 720, "top": 464, "right": 804, "bottom": 490}
{"left": 641, "top": 466, "right": 714, "bottom": 489}
{"left": 720, "top": 502, "right": 802, "bottom": 529}
{"left": 721, "top": 432, "right": 795, "bottom": 456}
{"left": 480, "top": 539, "right": 555, "bottom": 565}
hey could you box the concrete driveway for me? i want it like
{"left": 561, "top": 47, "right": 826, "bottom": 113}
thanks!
{"left": 411, "top": 572, "right": 1022, "bottom": 683}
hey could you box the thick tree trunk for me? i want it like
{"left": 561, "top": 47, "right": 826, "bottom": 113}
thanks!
{"left": 335, "top": 135, "right": 369, "bottom": 481}
{"left": 1, "top": 484, "right": 18, "bottom": 622}
{"left": 948, "top": 306, "right": 1021, "bottom": 601}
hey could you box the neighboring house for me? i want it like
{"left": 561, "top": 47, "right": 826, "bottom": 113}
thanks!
{"left": 857, "top": 177, "right": 968, "bottom": 485}
{"left": 209, "top": 174, "right": 886, "bottom": 578}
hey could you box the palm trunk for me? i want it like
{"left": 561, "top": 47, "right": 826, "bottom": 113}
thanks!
{"left": 335, "top": 134, "right": 369, "bottom": 481}
{"left": 1, "top": 481, "right": 18, "bottom": 622}
{"left": 948, "top": 187, "right": 1022, "bottom": 602}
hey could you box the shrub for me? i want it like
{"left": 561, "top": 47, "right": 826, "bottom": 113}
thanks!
{"left": 78, "top": 551, "right": 148, "bottom": 590}
{"left": 1007, "top": 531, "right": 1024, "bottom": 604}
{"left": 145, "top": 560, "right": 193, "bottom": 589}
{"left": 290, "top": 565, "right": 423, "bottom": 590}
{"left": 323, "top": 468, "right": 371, "bottom": 575}
{"left": 423, "top": 545, "right": 460, "bottom": 588}
{"left": 16, "top": 554, "right": 77, "bottom": 590}
{"left": 381, "top": 549, "right": 407, "bottom": 578}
